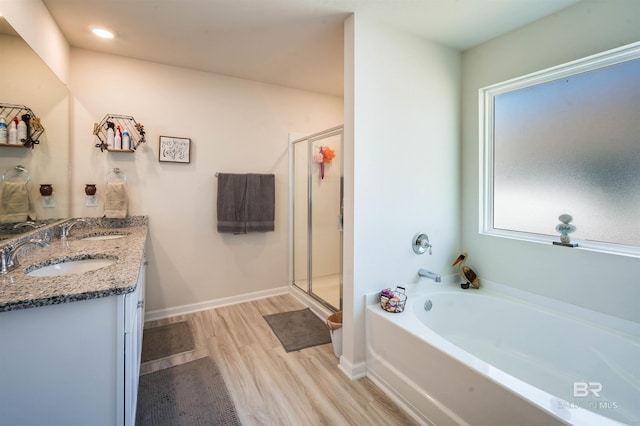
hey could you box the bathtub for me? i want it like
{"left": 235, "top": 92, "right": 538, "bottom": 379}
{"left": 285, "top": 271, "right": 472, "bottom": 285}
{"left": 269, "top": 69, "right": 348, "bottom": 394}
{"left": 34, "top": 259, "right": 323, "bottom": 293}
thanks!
{"left": 366, "top": 281, "right": 640, "bottom": 426}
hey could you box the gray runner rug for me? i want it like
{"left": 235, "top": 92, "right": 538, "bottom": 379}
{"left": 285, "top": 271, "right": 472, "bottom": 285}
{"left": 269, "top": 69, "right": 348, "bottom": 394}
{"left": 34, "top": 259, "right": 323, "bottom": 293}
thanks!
{"left": 263, "top": 307, "right": 331, "bottom": 352}
{"left": 136, "top": 356, "right": 241, "bottom": 426}
{"left": 141, "top": 321, "right": 195, "bottom": 363}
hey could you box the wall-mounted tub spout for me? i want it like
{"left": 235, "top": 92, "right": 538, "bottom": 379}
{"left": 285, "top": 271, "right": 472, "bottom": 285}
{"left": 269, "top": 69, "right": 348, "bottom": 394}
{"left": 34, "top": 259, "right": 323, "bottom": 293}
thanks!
{"left": 418, "top": 268, "right": 441, "bottom": 282}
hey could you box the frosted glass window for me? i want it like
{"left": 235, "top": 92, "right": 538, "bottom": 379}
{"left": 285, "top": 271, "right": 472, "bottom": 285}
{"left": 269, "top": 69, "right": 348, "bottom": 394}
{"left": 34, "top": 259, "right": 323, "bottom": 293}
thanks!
{"left": 483, "top": 44, "right": 640, "bottom": 248}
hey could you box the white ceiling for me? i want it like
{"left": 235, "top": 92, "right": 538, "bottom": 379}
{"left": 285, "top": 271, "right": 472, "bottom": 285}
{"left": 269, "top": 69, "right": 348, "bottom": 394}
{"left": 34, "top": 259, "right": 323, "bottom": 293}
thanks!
{"left": 40, "top": 0, "right": 579, "bottom": 96}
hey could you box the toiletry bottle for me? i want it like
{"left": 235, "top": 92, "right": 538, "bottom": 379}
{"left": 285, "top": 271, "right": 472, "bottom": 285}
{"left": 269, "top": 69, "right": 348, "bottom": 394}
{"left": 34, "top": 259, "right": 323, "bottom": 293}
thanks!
{"left": 8, "top": 117, "right": 18, "bottom": 144}
{"left": 0, "top": 117, "right": 7, "bottom": 144}
{"left": 122, "top": 128, "right": 130, "bottom": 150}
{"left": 115, "top": 125, "right": 122, "bottom": 150}
{"left": 17, "top": 116, "right": 27, "bottom": 143}
{"left": 18, "top": 116, "right": 27, "bottom": 143}
{"left": 106, "top": 122, "right": 115, "bottom": 149}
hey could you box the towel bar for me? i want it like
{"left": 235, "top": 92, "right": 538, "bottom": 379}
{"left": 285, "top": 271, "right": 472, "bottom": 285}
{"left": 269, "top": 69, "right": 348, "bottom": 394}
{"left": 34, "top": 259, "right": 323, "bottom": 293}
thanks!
{"left": 105, "top": 168, "right": 127, "bottom": 184}
{"left": 2, "top": 165, "right": 30, "bottom": 183}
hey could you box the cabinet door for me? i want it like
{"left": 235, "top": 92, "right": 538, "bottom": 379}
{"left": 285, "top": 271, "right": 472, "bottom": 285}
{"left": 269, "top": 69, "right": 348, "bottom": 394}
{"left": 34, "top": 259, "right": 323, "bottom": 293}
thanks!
{"left": 124, "top": 258, "right": 146, "bottom": 426}
{"left": 0, "top": 297, "right": 121, "bottom": 426}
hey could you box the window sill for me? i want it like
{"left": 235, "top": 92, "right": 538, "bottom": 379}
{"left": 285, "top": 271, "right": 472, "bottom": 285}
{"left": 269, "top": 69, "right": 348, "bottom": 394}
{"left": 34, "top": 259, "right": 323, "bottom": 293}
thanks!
{"left": 482, "top": 229, "right": 640, "bottom": 259}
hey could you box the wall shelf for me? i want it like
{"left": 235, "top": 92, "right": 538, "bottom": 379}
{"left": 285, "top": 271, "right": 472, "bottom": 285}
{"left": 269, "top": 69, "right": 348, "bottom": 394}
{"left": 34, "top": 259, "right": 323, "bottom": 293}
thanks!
{"left": 0, "top": 103, "right": 45, "bottom": 148}
{"left": 94, "top": 114, "right": 146, "bottom": 152}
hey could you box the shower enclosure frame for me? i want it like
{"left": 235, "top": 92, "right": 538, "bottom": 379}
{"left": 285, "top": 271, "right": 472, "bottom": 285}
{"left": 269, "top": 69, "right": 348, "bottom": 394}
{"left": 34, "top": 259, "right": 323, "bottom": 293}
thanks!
{"left": 289, "top": 125, "right": 343, "bottom": 312}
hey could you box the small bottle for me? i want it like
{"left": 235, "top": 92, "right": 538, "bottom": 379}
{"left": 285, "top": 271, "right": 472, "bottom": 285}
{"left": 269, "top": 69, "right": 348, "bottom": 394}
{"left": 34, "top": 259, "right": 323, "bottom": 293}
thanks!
{"left": 0, "top": 117, "right": 7, "bottom": 144}
{"left": 8, "top": 118, "right": 18, "bottom": 144}
{"left": 122, "top": 128, "right": 130, "bottom": 150}
{"left": 115, "top": 125, "right": 122, "bottom": 150}
{"left": 17, "top": 117, "right": 27, "bottom": 143}
{"left": 106, "top": 122, "right": 115, "bottom": 149}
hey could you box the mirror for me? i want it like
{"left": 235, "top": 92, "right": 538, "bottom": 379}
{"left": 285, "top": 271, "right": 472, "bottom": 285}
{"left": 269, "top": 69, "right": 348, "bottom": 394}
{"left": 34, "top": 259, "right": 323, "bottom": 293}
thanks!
{"left": 0, "top": 17, "right": 70, "bottom": 237}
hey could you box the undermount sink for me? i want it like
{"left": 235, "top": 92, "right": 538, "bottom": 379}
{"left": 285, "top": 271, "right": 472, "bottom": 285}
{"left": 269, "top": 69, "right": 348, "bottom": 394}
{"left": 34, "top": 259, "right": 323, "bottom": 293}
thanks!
{"left": 81, "top": 234, "right": 126, "bottom": 241}
{"left": 26, "top": 257, "right": 117, "bottom": 277}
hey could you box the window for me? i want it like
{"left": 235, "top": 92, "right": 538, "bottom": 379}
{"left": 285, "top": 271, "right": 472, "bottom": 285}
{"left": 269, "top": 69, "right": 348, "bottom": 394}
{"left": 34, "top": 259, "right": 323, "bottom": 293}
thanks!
{"left": 480, "top": 42, "right": 640, "bottom": 256}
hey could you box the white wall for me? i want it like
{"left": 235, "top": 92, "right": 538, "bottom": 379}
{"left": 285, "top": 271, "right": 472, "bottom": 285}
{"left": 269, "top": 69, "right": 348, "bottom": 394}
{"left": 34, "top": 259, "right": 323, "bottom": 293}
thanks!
{"left": 343, "top": 15, "right": 461, "bottom": 375}
{"left": 0, "top": 0, "right": 70, "bottom": 84}
{"left": 69, "top": 49, "right": 342, "bottom": 313}
{"left": 461, "top": 1, "right": 640, "bottom": 323}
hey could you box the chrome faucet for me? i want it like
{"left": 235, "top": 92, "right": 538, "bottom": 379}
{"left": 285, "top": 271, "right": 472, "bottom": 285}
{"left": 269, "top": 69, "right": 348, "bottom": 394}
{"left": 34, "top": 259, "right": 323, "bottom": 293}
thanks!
{"left": 418, "top": 268, "right": 441, "bottom": 282}
{"left": 0, "top": 239, "right": 49, "bottom": 274}
{"left": 60, "top": 218, "right": 88, "bottom": 238}
{"left": 13, "top": 221, "right": 41, "bottom": 230}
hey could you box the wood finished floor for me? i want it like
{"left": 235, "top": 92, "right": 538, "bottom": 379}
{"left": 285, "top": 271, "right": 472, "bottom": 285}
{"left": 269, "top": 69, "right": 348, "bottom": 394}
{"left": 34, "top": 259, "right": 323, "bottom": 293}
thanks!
{"left": 140, "top": 294, "right": 418, "bottom": 426}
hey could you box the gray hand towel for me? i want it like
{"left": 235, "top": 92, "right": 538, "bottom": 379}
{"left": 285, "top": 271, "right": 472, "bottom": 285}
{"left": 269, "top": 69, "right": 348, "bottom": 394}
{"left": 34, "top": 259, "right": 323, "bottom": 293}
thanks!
{"left": 216, "top": 173, "right": 275, "bottom": 233}
{"left": 245, "top": 173, "right": 275, "bottom": 232}
{"left": 217, "top": 173, "right": 248, "bottom": 233}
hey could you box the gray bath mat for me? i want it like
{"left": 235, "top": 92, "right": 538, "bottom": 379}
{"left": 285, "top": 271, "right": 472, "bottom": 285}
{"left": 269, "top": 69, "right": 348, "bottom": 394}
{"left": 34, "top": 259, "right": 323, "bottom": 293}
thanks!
{"left": 136, "top": 356, "right": 241, "bottom": 426}
{"left": 141, "top": 321, "right": 195, "bottom": 363}
{"left": 263, "top": 307, "right": 331, "bottom": 352}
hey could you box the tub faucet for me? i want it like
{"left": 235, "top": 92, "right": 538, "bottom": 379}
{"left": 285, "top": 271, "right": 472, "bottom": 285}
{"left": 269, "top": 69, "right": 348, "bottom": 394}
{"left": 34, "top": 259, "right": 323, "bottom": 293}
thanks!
{"left": 418, "top": 268, "right": 441, "bottom": 282}
{"left": 60, "top": 218, "right": 88, "bottom": 238}
{"left": 0, "top": 239, "right": 49, "bottom": 274}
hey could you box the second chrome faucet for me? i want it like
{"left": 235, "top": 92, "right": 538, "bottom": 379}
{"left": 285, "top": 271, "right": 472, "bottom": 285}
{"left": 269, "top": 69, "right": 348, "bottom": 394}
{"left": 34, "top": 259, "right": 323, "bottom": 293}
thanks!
{"left": 418, "top": 268, "right": 441, "bottom": 282}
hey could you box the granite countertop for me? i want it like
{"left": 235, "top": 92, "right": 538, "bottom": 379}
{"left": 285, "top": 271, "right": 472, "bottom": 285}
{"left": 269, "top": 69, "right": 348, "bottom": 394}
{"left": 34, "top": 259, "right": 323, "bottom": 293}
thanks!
{"left": 0, "top": 217, "right": 148, "bottom": 312}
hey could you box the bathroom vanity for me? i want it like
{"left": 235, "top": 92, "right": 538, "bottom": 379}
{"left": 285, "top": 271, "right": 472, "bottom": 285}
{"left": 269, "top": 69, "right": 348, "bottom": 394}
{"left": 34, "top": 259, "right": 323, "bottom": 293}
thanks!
{"left": 0, "top": 217, "right": 148, "bottom": 426}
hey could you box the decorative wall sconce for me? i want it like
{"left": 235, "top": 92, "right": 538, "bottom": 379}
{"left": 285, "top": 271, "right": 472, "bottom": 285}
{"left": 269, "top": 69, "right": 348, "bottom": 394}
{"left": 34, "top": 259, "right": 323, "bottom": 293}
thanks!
{"left": 85, "top": 184, "right": 98, "bottom": 207}
{"left": 39, "top": 184, "right": 53, "bottom": 196}
{"left": 39, "top": 184, "right": 55, "bottom": 208}
{"left": 85, "top": 184, "right": 97, "bottom": 195}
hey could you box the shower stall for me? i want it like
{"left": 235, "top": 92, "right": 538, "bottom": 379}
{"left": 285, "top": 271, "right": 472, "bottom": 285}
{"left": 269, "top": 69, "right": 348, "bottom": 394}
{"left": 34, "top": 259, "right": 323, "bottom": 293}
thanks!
{"left": 290, "top": 126, "right": 343, "bottom": 312}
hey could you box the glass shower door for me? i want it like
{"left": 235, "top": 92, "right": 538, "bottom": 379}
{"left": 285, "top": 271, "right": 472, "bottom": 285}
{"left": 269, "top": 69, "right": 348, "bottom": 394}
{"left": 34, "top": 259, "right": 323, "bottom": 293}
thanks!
{"left": 291, "top": 126, "right": 343, "bottom": 312}
{"left": 309, "top": 134, "right": 342, "bottom": 310}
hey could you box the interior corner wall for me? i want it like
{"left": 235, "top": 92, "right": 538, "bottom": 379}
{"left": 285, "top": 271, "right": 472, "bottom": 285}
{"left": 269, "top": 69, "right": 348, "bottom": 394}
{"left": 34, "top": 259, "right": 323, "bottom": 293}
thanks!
{"left": 345, "top": 15, "right": 461, "bottom": 370}
{"left": 69, "top": 48, "right": 343, "bottom": 313}
{"left": 461, "top": 0, "right": 640, "bottom": 323}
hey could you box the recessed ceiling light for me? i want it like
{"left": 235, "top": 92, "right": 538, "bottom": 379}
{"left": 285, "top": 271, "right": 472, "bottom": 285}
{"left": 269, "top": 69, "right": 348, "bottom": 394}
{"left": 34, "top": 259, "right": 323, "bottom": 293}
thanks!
{"left": 91, "top": 27, "right": 114, "bottom": 39}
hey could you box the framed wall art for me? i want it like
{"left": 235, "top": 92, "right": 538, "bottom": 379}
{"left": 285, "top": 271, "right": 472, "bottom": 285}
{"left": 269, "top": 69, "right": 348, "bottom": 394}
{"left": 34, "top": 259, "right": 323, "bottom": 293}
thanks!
{"left": 159, "top": 136, "right": 191, "bottom": 163}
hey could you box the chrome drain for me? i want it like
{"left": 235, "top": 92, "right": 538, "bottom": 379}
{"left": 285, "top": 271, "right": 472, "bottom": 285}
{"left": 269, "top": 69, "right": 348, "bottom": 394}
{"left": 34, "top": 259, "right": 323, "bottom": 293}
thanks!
{"left": 424, "top": 299, "right": 433, "bottom": 311}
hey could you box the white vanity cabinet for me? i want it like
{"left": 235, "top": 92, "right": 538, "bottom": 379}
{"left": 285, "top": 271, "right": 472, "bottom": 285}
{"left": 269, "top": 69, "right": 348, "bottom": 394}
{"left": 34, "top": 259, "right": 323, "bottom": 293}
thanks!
{"left": 0, "top": 258, "right": 146, "bottom": 426}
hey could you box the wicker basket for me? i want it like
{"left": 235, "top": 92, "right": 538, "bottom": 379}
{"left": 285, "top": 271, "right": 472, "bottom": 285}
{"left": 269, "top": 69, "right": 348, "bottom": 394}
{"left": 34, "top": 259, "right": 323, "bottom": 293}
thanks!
{"left": 380, "top": 286, "right": 407, "bottom": 313}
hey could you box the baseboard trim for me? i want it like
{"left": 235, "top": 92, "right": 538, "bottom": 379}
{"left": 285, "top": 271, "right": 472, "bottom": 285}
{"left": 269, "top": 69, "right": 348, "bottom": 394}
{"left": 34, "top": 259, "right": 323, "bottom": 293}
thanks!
{"left": 144, "top": 286, "right": 290, "bottom": 322}
{"left": 338, "top": 357, "right": 367, "bottom": 380}
{"left": 288, "top": 285, "right": 333, "bottom": 319}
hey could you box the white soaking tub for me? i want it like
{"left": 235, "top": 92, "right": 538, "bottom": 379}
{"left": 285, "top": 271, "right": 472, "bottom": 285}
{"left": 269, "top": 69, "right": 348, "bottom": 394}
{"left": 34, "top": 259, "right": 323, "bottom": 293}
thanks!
{"left": 366, "top": 281, "right": 640, "bottom": 426}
